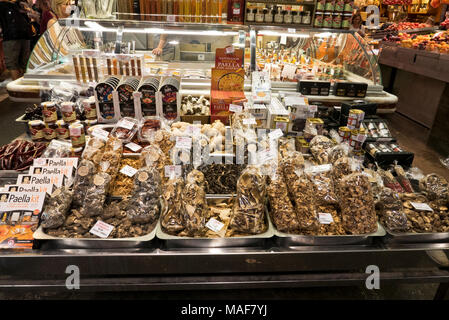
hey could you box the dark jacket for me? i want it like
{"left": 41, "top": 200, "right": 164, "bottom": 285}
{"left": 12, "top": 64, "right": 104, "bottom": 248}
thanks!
{"left": 0, "top": 1, "right": 30, "bottom": 41}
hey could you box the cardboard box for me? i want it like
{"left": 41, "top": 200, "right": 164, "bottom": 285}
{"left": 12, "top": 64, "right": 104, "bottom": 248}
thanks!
{"left": 180, "top": 115, "right": 210, "bottom": 125}
{"left": 267, "top": 97, "right": 290, "bottom": 129}
{"left": 180, "top": 43, "right": 207, "bottom": 52}
{"left": 210, "top": 90, "right": 246, "bottom": 116}
{"left": 246, "top": 103, "right": 267, "bottom": 120}
{"left": 215, "top": 48, "right": 244, "bottom": 70}
{"left": 211, "top": 68, "right": 245, "bottom": 92}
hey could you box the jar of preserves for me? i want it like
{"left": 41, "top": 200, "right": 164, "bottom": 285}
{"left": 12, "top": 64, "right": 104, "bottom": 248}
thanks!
{"left": 325, "top": 0, "right": 335, "bottom": 12}
{"left": 28, "top": 120, "right": 45, "bottom": 142}
{"left": 344, "top": 0, "right": 354, "bottom": 13}
{"left": 332, "top": 13, "right": 342, "bottom": 28}
{"left": 317, "top": 0, "right": 326, "bottom": 11}
{"left": 43, "top": 123, "right": 57, "bottom": 142}
{"left": 342, "top": 13, "right": 352, "bottom": 29}
{"left": 42, "top": 101, "right": 58, "bottom": 124}
{"left": 69, "top": 122, "right": 86, "bottom": 148}
{"left": 335, "top": 0, "right": 345, "bottom": 12}
{"left": 82, "top": 97, "right": 97, "bottom": 120}
{"left": 60, "top": 101, "right": 77, "bottom": 123}
{"left": 302, "top": 11, "right": 311, "bottom": 24}
{"left": 323, "top": 12, "right": 333, "bottom": 28}
{"left": 55, "top": 120, "right": 69, "bottom": 140}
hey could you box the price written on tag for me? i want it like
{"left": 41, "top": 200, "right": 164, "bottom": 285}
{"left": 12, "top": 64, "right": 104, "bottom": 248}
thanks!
{"left": 259, "top": 149, "right": 276, "bottom": 163}
{"left": 92, "top": 128, "right": 110, "bottom": 141}
{"left": 164, "top": 165, "right": 182, "bottom": 178}
{"left": 205, "top": 218, "right": 225, "bottom": 233}
{"left": 243, "top": 118, "right": 257, "bottom": 125}
{"left": 90, "top": 220, "right": 114, "bottom": 238}
{"left": 120, "top": 165, "right": 138, "bottom": 177}
{"left": 187, "top": 125, "right": 201, "bottom": 136}
{"left": 356, "top": 134, "right": 367, "bottom": 143}
{"left": 305, "top": 164, "right": 332, "bottom": 174}
{"left": 410, "top": 202, "right": 433, "bottom": 212}
{"left": 125, "top": 142, "right": 142, "bottom": 152}
{"left": 167, "top": 15, "right": 176, "bottom": 22}
{"left": 119, "top": 119, "right": 136, "bottom": 130}
{"left": 229, "top": 104, "right": 242, "bottom": 113}
{"left": 319, "top": 213, "right": 334, "bottom": 224}
{"left": 269, "top": 129, "right": 283, "bottom": 140}
{"left": 309, "top": 105, "right": 318, "bottom": 113}
{"left": 175, "top": 136, "right": 192, "bottom": 149}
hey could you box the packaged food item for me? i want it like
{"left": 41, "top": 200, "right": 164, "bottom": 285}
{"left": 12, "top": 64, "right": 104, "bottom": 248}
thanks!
{"left": 81, "top": 172, "right": 112, "bottom": 217}
{"left": 332, "top": 156, "right": 353, "bottom": 182}
{"left": 126, "top": 167, "right": 161, "bottom": 224}
{"left": 152, "top": 128, "right": 175, "bottom": 156}
{"left": 204, "top": 198, "right": 233, "bottom": 238}
{"left": 69, "top": 122, "right": 86, "bottom": 148}
{"left": 181, "top": 170, "right": 208, "bottom": 236}
{"left": 306, "top": 165, "right": 338, "bottom": 205}
{"left": 43, "top": 123, "right": 57, "bottom": 142}
{"left": 280, "top": 151, "right": 305, "bottom": 188}
{"left": 138, "top": 116, "right": 162, "bottom": 143}
{"left": 338, "top": 173, "right": 378, "bottom": 234}
{"left": 140, "top": 144, "right": 168, "bottom": 180}
{"left": 138, "top": 77, "right": 160, "bottom": 117}
{"left": 55, "top": 120, "right": 69, "bottom": 140}
{"left": 110, "top": 117, "right": 139, "bottom": 143}
{"left": 328, "top": 144, "right": 349, "bottom": 164}
{"left": 81, "top": 137, "right": 106, "bottom": 168}
{"left": 72, "top": 160, "right": 96, "bottom": 207}
{"left": 419, "top": 174, "right": 448, "bottom": 201}
{"left": 161, "top": 177, "right": 185, "bottom": 234}
{"left": 278, "top": 137, "right": 296, "bottom": 157}
{"left": 198, "top": 164, "right": 244, "bottom": 194}
{"left": 60, "top": 102, "right": 77, "bottom": 123}
{"left": 394, "top": 164, "right": 414, "bottom": 193}
{"left": 377, "top": 188, "right": 408, "bottom": 232}
{"left": 379, "top": 169, "right": 404, "bottom": 193}
{"left": 41, "top": 139, "right": 72, "bottom": 158}
{"left": 117, "top": 77, "right": 140, "bottom": 118}
{"left": 111, "top": 157, "right": 142, "bottom": 196}
{"left": 309, "top": 135, "right": 335, "bottom": 164}
{"left": 29, "top": 120, "right": 45, "bottom": 142}
{"left": 40, "top": 186, "right": 73, "bottom": 229}
{"left": 229, "top": 166, "right": 267, "bottom": 235}
{"left": 42, "top": 101, "right": 58, "bottom": 124}
{"left": 82, "top": 97, "right": 97, "bottom": 120}
{"left": 290, "top": 171, "right": 319, "bottom": 232}
{"left": 347, "top": 109, "right": 365, "bottom": 130}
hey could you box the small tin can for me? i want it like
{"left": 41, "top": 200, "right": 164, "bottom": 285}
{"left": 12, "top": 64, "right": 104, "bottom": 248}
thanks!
{"left": 82, "top": 97, "right": 97, "bottom": 120}
{"left": 69, "top": 122, "right": 86, "bottom": 148}
{"left": 43, "top": 123, "right": 57, "bottom": 142}
{"left": 60, "top": 101, "right": 77, "bottom": 123}
{"left": 349, "top": 127, "right": 367, "bottom": 152}
{"left": 28, "top": 120, "right": 45, "bottom": 142}
{"left": 347, "top": 109, "right": 365, "bottom": 130}
{"left": 368, "top": 143, "right": 379, "bottom": 156}
{"left": 56, "top": 120, "right": 69, "bottom": 140}
{"left": 314, "top": 12, "right": 324, "bottom": 27}
{"left": 338, "top": 126, "right": 351, "bottom": 142}
{"left": 42, "top": 101, "right": 58, "bottom": 124}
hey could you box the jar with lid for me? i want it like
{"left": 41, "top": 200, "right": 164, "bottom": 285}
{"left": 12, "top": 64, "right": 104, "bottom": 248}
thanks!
{"left": 302, "top": 11, "right": 311, "bottom": 24}
{"left": 69, "top": 122, "right": 86, "bottom": 148}
{"left": 246, "top": 8, "right": 255, "bottom": 22}
{"left": 60, "top": 101, "right": 77, "bottom": 124}
{"left": 55, "top": 120, "right": 69, "bottom": 140}
{"left": 274, "top": 8, "right": 284, "bottom": 23}
{"left": 342, "top": 13, "right": 352, "bottom": 29}
{"left": 82, "top": 97, "right": 97, "bottom": 120}
{"left": 42, "top": 101, "right": 58, "bottom": 124}
{"left": 314, "top": 12, "right": 323, "bottom": 27}
{"left": 255, "top": 8, "right": 264, "bottom": 22}
{"left": 284, "top": 10, "right": 293, "bottom": 24}
{"left": 264, "top": 8, "right": 274, "bottom": 23}
{"left": 332, "top": 13, "right": 342, "bottom": 28}
{"left": 43, "top": 123, "right": 57, "bottom": 142}
{"left": 28, "top": 120, "right": 45, "bottom": 142}
{"left": 292, "top": 11, "right": 302, "bottom": 24}
{"left": 323, "top": 12, "right": 333, "bottom": 28}
{"left": 325, "top": 0, "right": 335, "bottom": 12}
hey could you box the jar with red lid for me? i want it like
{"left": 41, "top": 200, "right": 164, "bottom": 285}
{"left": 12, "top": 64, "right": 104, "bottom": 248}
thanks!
{"left": 69, "top": 122, "right": 86, "bottom": 148}
{"left": 42, "top": 101, "right": 58, "bottom": 124}
{"left": 28, "top": 120, "right": 45, "bottom": 142}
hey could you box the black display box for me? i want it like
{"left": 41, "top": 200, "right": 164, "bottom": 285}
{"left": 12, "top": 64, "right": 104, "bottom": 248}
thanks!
{"left": 297, "top": 81, "right": 331, "bottom": 96}
{"left": 334, "top": 82, "right": 368, "bottom": 98}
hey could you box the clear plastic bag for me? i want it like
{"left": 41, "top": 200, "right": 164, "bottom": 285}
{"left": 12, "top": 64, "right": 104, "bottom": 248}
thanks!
{"left": 306, "top": 165, "right": 338, "bottom": 205}
{"left": 379, "top": 169, "right": 405, "bottom": 193}
{"left": 138, "top": 116, "right": 166, "bottom": 143}
{"left": 182, "top": 170, "right": 208, "bottom": 236}
{"left": 161, "top": 177, "right": 185, "bottom": 235}
{"left": 140, "top": 144, "right": 168, "bottom": 181}
{"left": 229, "top": 166, "right": 267, "bottom": 235}
{"left": 126, "top": 167, "right": 161, "bottom": 224}
{"left": 110, "top": 117, "right": 139, "bottom": 143}
{"left": 419, "top": 173, "right": 449, "bottom": 201}
{"left": 81, "top": 137, "right": 106, "bottom": 168}
{"left": 72, "top": 160, "right": 96, "bottom": 207}
{"left": 280, "top": 151, "right": 305, "bottom": 188}
{"left": 41, "top": 186, "right": 73, "bottom": 229}
{"left": 278, "top": 137, "right": 296, "bottom": 158}
{"left": 394, "top": 164, "right": 414, "bottom": 193}
{"left": 328, "top": 143, "right": 350, "bottom": 164}
{"left": 290, "top": 171, "right": 319, "bottom": 232}
{"left": 377, "top": 188, "right": 408, "bottom": 232}
{"left": 338, "top": 173, "right": 378, "bottom": 234}
{"left": 81, "top": 172, "right": 112, "bottom": 217}
{"left": 309, "top": 135, "right": 335, "bottom": 164}
{"left": 99, "top": 137, "right": 123, "bottom": 179}
{"left": 41, "top": 140, "right": 72, "bottom": 158}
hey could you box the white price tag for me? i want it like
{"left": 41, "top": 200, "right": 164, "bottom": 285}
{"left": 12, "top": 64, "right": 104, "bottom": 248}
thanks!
{"left": 229, "top": 104, "right": 243, "bottom": 113}
{"left": 226, "top": 46, "right": 235, "bottom": 54}
{"left": 119, "top": 119, "right": 136, "bottom": 130}
{"left": 175, "top": 136, "right": 192, "bottom": 149}
{"left": 269, "top": 129, "right": 283, "bottom": 140}
{"left": 305, "top": 164, "right": 333, "bottom": 174}
{"left": 318, "top": 213, "right": 334, "bottom": 224}
{"left": 120, "top": 165, "right": 138, "bottom": 177}
{"left": 243, "top": 118, "right": 257, "bottom": 125}
{"left": 198, "top": 54, "right": 205, "bottom": 61}
{"left": 167, "top": 15, "right": 176, "bottom": 22}
{"left": 288, "top": 28, "right": 296, "bottom": 33}
{"left": 309, "top": 105, "right": 318, "bottom": 113}
{"left": 410, "top": 202, "right": 433, "bottom": 212}
{"left": 92, "top": 128, "right": 110, "bottom": 141}
{"left": 356, "top": 134, "right": 367, "bottom": 143}
{"left": 377, "top": 137, "right": 393, "bottom": 142}
{"left": 133, "top": 92, "right": 142, "bottom": 99}
{"left": 89, "top": 221, "right": 114, "bottom": 238}
{"left": 205, "top": 218, "right": 225, "bottom": 233}
{"left": 258, "top": 149, "right": 276, "bottom": 163}
{"left": 280, "top": 35, "right": 287, "bottom": 45}
{"left": 187, "top": 125, "right": 201, "bottom": 136}
{"left": 164, "top": 165, "right": 182, "bottom": 178}
{"left": 125, "top": 142, "right": 142, "bottom": 152}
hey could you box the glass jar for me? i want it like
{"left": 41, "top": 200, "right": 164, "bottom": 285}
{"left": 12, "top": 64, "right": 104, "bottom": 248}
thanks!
{"left": 284, "top": 10, "right": 293, "bottom": 24}
{"left": 292, "top": 11, "right": 301, "bottom": 24}
{"left": 342, "top": 13, "right": 352, "bottom": 29}
{"left": 314, "top": 12, "right": 323, "bottom": 27}
{"left": 264, "top": 9, "right": 274, "bottom": 23}
{"left": 323, "top": 12, "right": 333, "bottom": 28}
{"left": 41, "top": 101, "right": 58, "bottom": 124}
{"left": 255, "top": 8, "right": 265, "bottom": 22}
{"left": 28, "top": 120, "right": 45, "bottom": 142}
{"left": 69, "top": 122, "right": 86, "bottom": 148}
{"left": 44, "top": 123, "right": 57, "bottom": 142}
{"left": 274, "top": 9, "right": 284, "bottom": 23}
{"left": 55, "top": 120, "right": 69, "bottom": 140}
{"left": 302, "top": 11, "right": 311, "bottom": 24}
{"left": 317, "top": 0, "right": 326, "bottom": 11}
{"left": 332, "top": 13, "right": 342, "bottom": 28}
{"left": 246, "top": 8, "right": 255, "bottom": 22}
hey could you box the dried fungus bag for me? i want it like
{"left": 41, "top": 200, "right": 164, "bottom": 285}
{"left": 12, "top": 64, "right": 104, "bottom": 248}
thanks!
{"left": 377, "top": 188, "right": 408, "bottom": 232}
{"left": 229, "top": 166, "right": 267, "bottom": 235}
{"left": 419, "top": 173, "right": 448, "bottom": 201}
{"left": 290, "top": 172, "right": 319, "bottom": 232}
{"left": 305, "top": 164, "right": 338, "bottom": 205}
{"left": 81, "top": 172, "right": 112, "bottom": 217}
{"left": 161, "top": 177, "right": 185, "bottom": 235}
{"left": 309, "top": 135, "right": 335, "bottom": 164}
{"left": 41, "top": 186, "right": 73, "bottom": 229}
{"left": 72, "top": 160, "right": 96, "bottom": 207}
{"left": 182, "top": 170, "right": 208, "bottom": 236}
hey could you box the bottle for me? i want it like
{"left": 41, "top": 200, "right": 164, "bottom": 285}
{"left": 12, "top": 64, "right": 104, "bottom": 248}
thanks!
{"left": 255, "top": 7, "right": 264, "bottom": 22}
{"left": 167, "top": 0, "right": 173, "bottom": 19}
{"left": 264, "top": 8, "right": 273, "bottom": 23}
{"left": 156, "top": 0, "right": 162, "bottom": 21}
{"left": 190, "top": 0, "right": 195, "bottom": 21}
{"left": 292, "top": 10, "right": 301, "bottom": 24}
{"left": 178, "top": 0, "right": 183, "bottom": 21}
{"left": 184, "top": 0, "right": 190, "bottom": 22}
{"left": 205, "top": 0, "right": 211, "bottom": 22}
{"left": 218, "top": 0, "right": 223, "bottom": 23}
{"left": 284, "top": 9, "right": 292, "bottom": 24}
{"left": 274, "top": 8, "right": 284, "bottom": 23}
{"left": 302, "top": 11, "right": 311, "bottom": 24}
{"left": 196, "top": 0, "right": 201, "bottom": 22}
{"left": 246, "top": 8, "right": 255, "bottom": 22}
{"left": 161, "top": 0, "right": 167, "bottom": 20}
{"left": 212, "top": 0, "right": 218, "bottom": 23}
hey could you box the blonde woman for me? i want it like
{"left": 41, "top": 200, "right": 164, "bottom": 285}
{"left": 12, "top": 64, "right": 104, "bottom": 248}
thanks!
{"left": 43, "top": 0, "right": 72, "bottom": 33}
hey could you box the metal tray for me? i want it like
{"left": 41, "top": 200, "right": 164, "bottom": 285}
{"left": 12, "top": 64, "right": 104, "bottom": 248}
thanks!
{"left": 33, "top": 222, "right": 158, "bottom": 249}
{"left": 156, "top": 218, "right": 274, "bottom": 249}
{"left": 382, "top": 227, "right": 449, "bottom": 244}
{"left": 0, "top": 170, "right": 20, "bottom": 189}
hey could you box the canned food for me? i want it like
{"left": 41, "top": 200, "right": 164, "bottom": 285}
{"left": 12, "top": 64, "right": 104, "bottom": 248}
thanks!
{"left": 347, "top": 109, "right": 365, "bottom": 130}
{"left": 82, "top": 97, "right": 97, "bottom": 120}
{"left": 56, "top": 120, "right": 69, "bottom": 140}
{"left": 28, "top": 120, "right": 45, "bottom": 142}
{"left": 60, "top": 102, "right": 77, "bottom": 123}
{"left": 338, "top": 126, "right": 351, "bottom": 142}
{"left": 42, "top": 101, "right": 58, "bottom": 124}
{"left": 69, "top": 123, "right": 86, "bottom": 148}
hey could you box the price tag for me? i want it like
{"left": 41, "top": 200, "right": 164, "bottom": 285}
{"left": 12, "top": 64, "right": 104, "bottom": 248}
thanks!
{"left": 281, "top": 64, "right": 297, "bottom": 80}
{"left": 175, "top": 136, "right": 192, "bottom": 149}
{"left": 119, "top": 119, "right": 136, "bottom": 130}
{"left": 205, "top": 218, "right": 225, "bottom": 233}
{"left": 90, "top": 221, "right": 114, "bottom": 238}
{"left": 288, "top": 28, "right": 296, "bottom": 33}
{"left": 226, "top": 46, "right": 235, "bottom": 54}
{"left": 164, "top": 165, "right": 182, "bottom": 178}
{"left": 258, "top": 149, "right": 276, "bottom": 163}
{"left": 280, "top": 35, "right": 287, "bottom": 45}
{"left": 318, "top": 213, "right": 334, "bottom": 224}
{"left": 198, "top": 54, "right": 205, "bottom": 61}
{"left": 309, "top": 105, "right": 318, "bottom": 113}
{"left": 125, "top": 142, "right": 142, "bottom": 152}
{"left": 356, "top": 134, "right": 367, "bottom": 143}
{"left": 229, "top": 104, "right": 242, "bottom": 113}
{"left": 187, "top": 125, "right": 201, "bottom": 136}
{"left": 243, "top": 118, "right": 257, "bottom": 125}
{"left": 269, "top": 129, "right": 283, "bottom": 140}
{"left": 92, "top": 128, "right": 109, "bottom": 141}
{"left": 167, "top": 15, "right": 176, "bottom": 22}
{"left": 377, "top": 137, "right": 393, "bottom": 142}
{"left": 410, "top": 202, "right": 433, "bottom": 212}
{"left": 305, "top": 164, "right": 332, "bottom": 174}
{"left": 133, "top": 92, "right": 142, "bottom": 99}
{"left": 120, "top": 165, "right": 138, "bottom": 177}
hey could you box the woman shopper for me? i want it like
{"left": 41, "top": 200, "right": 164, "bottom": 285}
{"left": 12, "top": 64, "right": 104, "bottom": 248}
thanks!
{"left": 41, "top": 0, "right": 72, "bottom": 34}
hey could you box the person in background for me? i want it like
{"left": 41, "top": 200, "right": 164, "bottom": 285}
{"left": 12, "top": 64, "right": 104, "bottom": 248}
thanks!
{"left": 42, "top": 0, "right": 72, "bottom": 34}
{"left": 19, "top": 0, "right": 41, "bottom": 49}
{"left": 0, "top": 0, "right": 32, "bottom": 80}
{"left": 152, "top": 34, "right": 175, "bottom": 61}
{"left": 350, "top": 11, "right": 366, "bottom": 37}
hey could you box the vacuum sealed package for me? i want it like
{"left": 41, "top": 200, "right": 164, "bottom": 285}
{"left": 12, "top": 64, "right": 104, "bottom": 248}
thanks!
{"left": 291, "top": 171, "right": 319, "bottom": 232}
{"left": 161, "top": 177, "right": 185, "bottom": 235}
{"left": 338, "top": 173, "right": 378, "bottom": 234}
{"left": 267, "top": 169, "right": 300, "bottom": 233}
{"left": 72, "top": 160, "right": 96, "bottom": 207}
{"left": 181, "top": 170, "right": 208, "bottom": 236}
{"left": 377, "top": 188, "right": 408, "bottom": 232}
{"left": 229, "top": 166, "right": 267, "bottom": 235}
{"left": 41, "top": 186, "right": 73, "bottom": 229}
{"left": 309, "top": 135, "right": 335, "bottom": 164}
{"left": 41, "top": 140, "right": 73, "bottom": 158}
{"left": 126, "top": 167, "right": 161, "bottom": 224}
{"left": 419, "top": 173, "right": 448, "bottom": 201}
{"left": 305, "top": 164, "right": 338, "bottom": 205}
{"left": 81, "top": 172, "right": 112, "bottom": 217}
{"left": 110, "top": 117, "right": 139, "bottom": 143}
{"left": 394, "top": 163, "right": 414, "bottom": 193}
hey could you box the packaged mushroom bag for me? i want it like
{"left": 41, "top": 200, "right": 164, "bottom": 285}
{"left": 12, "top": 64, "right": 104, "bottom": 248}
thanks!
{"left": 229, "top": 165, "right": 268, "bottom": 235}
{"left": 290, "top": 170, "right": 319, "bottom": 232}
{"left": 40, "top": 186, "right": 73, "bottom": 229}
{"left": 419, "top": 173, "right": 448, "bottom": 201}
{"left": 72, "top": 159, "right": 97, "bottom": 207}
{"left": 309, "top": 135, "right": 335, "bottom": 164}
{"left": 81, "top": 137, "right": 106, "bottom": 169}
{"left": 81, "top": 172, "right": 112, "bottom": 217}
{"left": 161, "top": 177, "right": 185, "bottom": 235}
{"left": 376, "top": 188, "right": 408, "bottom": 232}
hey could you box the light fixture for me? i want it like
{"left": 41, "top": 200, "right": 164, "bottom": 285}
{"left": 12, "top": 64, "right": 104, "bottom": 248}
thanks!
{"left": 168, "top": 40, "right": 179, "bottom": 45}
{"left": 257, "top": 30, "right": 310, "bottom": 38}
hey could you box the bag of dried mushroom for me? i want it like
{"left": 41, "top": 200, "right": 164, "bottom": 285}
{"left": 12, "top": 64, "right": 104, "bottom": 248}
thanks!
{"left": 161, "top": 177, "right": 185, "bottom": 235}
{"left": 229, "top": 165, "right": 268, "bottom": 235}
{"left": 110, "top": 156, "right": 143, "bottom": 196}
{"left": 419, "top": 174, "right": 448, "bottom": 201}
{"left": 280, "top": 151, "right": 304, "bottom": 195}
{"left": 98, "top": 137, "right": 123, "bottom": 183}
{"left": 376, "top": 188, "right": 408, "bottom": 232}
{"left": 41, "top": 186, "right": 73, "bottom": 229}
{"left": 309, "top": 135, "right": 335, "bottom": 164}
{"left": 81, "top": 137, "right": 106, "bottom": 169}
{"left": 72, "top": 159, "right": 96, "bottom": 208}
{"left": 81, "top": 172, "right": 112, "bottom": 217}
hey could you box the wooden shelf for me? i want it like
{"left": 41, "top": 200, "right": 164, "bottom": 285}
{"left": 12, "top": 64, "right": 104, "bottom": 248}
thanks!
{"left": 246, "top": 0, "right": 315, "bottom": 5}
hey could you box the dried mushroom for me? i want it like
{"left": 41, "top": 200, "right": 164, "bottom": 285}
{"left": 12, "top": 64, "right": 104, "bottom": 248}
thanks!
{"left": 161, "top": 177, "right": 185, "bottom": 234}
{"left": 41, "top": 186, "right": 73, "bottom": 229}
{"left": 309, "top": 135, "right": 335, "bottom": 164}
{"left": 81, "top": 172, "right": 112, "bottom": 217}
{"left": 203, "top": 198, "right": 233, "bottom": 238}
{"left": 82, "top": 137, "right": 106, "bottom": 168}
{"left": 419, "top": 174, "right": 448, "bottom": 201}
{"left": 377, "top": 188, "right": 408, "bottom": 232}
{"left": 111, "top": 157, "right": 143, "bottom": 196}
{"left": 198, "top": 164, "right": 244, "bottom": 194}
{"left": 290, "top": 173, "right": 319, "bottom": 232}
{"left": 181, "top": 170, "right": 208, "bottom": 236}
{"left": 281, "top": 151, "right": 305, "bottom": 190}
{"left": 72, "top": 160, "right": 96, "bottom": 208}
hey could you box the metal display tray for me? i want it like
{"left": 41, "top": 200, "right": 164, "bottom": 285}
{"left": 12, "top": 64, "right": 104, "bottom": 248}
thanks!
{"left": 0, "top": 170, "right": 20, "bottom": 188}
{"left": 33, "top": 222, "right": 158, "bottom": 249}
{"left": 383, "top": 226, "right": 449, "bottom": 244}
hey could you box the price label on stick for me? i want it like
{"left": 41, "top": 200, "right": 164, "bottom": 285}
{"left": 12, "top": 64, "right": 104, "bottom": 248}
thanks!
{"left": 269, "top": 129, "right": 283, "bottom": 140}
{"left": 410, "top": 202, "right": 433, "bottom": 212}
{"left": 319, "top": 213, "right": 334, "bottom": 224}
{"left": 165, "top": 165, "right": 182, "bottom": 178}
{"left": 120, "top": 165, "right": 138, "bottom": 177}
{"left": 90, "top": 221, "right": 114, "bottom": 238}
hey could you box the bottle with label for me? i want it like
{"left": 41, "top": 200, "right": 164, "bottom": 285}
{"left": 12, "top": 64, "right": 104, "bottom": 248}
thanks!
{"left": 292, "top": 10, "right": 301, "bottom": 24}
{"left": 314, "top": 11, "right": 323, "bottom": 27}
{"left": 255, "top": 8, "right": 264, "bottom": 22}
{"left": 178, "top": 0, "right": 184, "bottom": 21}
{"left": 264, "top": 8, "right": 273, "bottom": 23}
{"left": 195, "top": 0, "right": 201, "bottom": 22}
{"left": 274, "top": 8, "right": 284, "bottom": 23}
{"left": 227, "top": 0, "right": 243, "bottom": 24}
{"left": 246, "top": 8, "right": 254, "bottom": 22}
{"left": 211, "top": 0, "right": 218, "bottom": 22}
{"left": 302, "top": 11, "right": 311, "bottom": 24}
{"left": 284, "top": 9, "right": 293, "bottom": 24}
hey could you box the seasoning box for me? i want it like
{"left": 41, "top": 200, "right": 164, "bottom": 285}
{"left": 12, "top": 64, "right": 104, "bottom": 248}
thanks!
{"left": 17, "top": 174, "right": 64, "bottom": 188}
{"left": 5, "top": 184, "right": 56, "bottom": 196}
